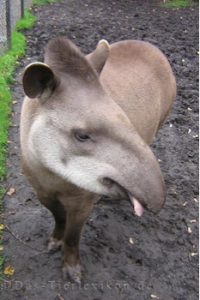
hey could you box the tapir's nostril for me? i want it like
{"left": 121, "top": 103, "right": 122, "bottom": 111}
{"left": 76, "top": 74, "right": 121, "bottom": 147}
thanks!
{"left": 101, "top": 177, "right": 113, "bottom": 187}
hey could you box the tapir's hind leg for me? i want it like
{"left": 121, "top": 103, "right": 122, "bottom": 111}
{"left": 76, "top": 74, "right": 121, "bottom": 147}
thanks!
{"left": 38, "top": 193, "right": 66, "bottom": 251}
{"left": 62, "top": 196, "right": 94, "bottom": 283}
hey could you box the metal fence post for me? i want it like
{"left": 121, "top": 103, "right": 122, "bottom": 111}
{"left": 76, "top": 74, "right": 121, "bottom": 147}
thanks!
{"left": 21, "top": 0, "right": 25, "bottom": 18}
{"left": 6, "top": 0, "right": 11, "bottom": 49}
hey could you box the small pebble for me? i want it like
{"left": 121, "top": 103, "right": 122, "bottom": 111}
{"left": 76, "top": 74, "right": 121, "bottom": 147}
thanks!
{"left": 192, "top": 134, "right": 198, "bottom": 138}
{"left": 151, "top": 294, "right": 159, "bottom": 299}
{"left": 190, "top": 252, "right": 198, "bottom": 257}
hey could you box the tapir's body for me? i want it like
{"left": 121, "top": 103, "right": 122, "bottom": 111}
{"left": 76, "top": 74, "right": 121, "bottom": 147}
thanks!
{"left": 20, "top": 38, "right": 176, "bottom": 282}
{"left": 101, "top": 41, "right": 175, "bottom": 143}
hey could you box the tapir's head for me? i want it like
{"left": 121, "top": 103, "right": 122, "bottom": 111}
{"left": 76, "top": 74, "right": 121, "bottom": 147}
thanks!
{"left": 22, "top": 37, "right": 165, "bottom": 216}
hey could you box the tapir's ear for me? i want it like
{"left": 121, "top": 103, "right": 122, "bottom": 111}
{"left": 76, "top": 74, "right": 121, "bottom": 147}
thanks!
{"left": 22, "top": 62, "right": 58, "bottom": 101}
{"left": 87, "top": 40, "right": 110, "bottom": 74}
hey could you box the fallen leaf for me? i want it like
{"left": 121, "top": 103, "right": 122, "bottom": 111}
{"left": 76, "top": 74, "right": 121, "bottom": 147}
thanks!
{"left": 4, "top": 265, "right": 15, "bottom": 276}
{"left": 0, "top": 224, "right": 5, "bottom": 230}
{"left": 7, "top": 187, "right": 16, "bottom": 196}
{"left": 56, "top": 294, "right": 65, "bottom": 300}
{"left": 129, "top": 237, "right": 134, "bottom": 245}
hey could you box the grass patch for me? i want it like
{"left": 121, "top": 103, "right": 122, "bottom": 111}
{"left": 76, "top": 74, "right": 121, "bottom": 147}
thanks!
{"left": 0, "top": 10, "right": 37, "bottom": 179}
{"left": 0, "top": 31, "right": 26, "bottom": 180}
{"left": 0, "top": 9, "right": 37, "bottom": 281}
{"left": 16, "top": 10, "right": 37, "bottom": 31}
{"left": 163, "top": 0, "right": 193, "bottom": 8}
{"left": 33, "top": 0, "right": 58, "bottom": 5}
{"left": 0, "top": 256, "right": 4, "bottom": 281}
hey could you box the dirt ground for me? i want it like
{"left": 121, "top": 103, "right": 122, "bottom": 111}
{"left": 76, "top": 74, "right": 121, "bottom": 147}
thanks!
{"left": 1, "top": 0, "right": 198, "bottom": 299}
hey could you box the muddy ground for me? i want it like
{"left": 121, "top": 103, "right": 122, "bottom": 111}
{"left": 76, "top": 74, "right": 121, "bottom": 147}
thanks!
{"left": 1, "top": 0, "right": 199, "bottom": 299}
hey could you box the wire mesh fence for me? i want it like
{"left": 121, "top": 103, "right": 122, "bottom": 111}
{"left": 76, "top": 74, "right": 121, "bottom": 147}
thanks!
{"left": 0, "top": 0, "right": 32, "bottom": 54}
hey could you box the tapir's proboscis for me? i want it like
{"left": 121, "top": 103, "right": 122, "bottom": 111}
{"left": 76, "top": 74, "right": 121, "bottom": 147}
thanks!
{"left": 20, "top": 37, "right": 176, "bottom": 282}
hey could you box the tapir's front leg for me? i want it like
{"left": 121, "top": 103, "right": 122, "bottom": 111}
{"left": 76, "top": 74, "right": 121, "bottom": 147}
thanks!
{"left": 62, "top": 195, "right": 94, "bottom": 283}
{"left": 37, "top": 192, "right": 66, "bottom": 251}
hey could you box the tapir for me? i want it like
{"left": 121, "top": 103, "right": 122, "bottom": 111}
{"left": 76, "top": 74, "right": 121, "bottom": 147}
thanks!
{"left": 20, "top": 37, "right": 176, "bottom": 282}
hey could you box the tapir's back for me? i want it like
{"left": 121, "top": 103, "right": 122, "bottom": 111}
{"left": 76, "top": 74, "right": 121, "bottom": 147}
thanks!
{"left": 100, "top": 40, "right": 176, "bottom": 144}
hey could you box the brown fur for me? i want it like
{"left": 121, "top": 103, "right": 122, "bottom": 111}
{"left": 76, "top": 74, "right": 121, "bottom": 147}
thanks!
{"left": 20, "top": 37, "right": 176, "bottom": 283}
{"left": 45, "top": 38, "right": 97, "bottom": 81}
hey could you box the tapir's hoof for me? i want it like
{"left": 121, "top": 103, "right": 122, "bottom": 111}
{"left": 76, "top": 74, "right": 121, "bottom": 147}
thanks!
{"left": 47, "top": 237, "right": 63, "bottom": 252}
{"left": 62, "top": 263, "right": 82, "bottom": 284}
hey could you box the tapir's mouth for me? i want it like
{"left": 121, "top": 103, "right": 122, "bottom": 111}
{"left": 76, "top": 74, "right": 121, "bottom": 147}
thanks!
{"left": 113, "top": 182, "right": 146, "bottom": 217}
{"left": 128, "top": 193, "right": 145, "bottom": 217}
{"left": 101, "top": 177, "right": 145, "bottom": 217}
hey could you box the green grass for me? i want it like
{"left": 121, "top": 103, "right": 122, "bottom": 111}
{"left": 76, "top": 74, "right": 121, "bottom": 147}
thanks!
{"left": 16, "top": 10, "right": 37, "bottom": 31}
{"left": 163, "top": 0, "right": 193, "bottom": 8}
{"left": 0, "top": 32, "right": 27, "bottom": 182}
{"left": 0, "top": 9, "right": 37, "bottom": 179}
{"left": 0, "top": 9, "right": 37, "bottom": 281}
{"left": 0, "top": 256, "right": 4, "bottom": 281}
{"left": 33, "top": 0, "right": 58, "bottom": 5}
{"left": 0, "top": 31, "right": 26, "bottom": 181}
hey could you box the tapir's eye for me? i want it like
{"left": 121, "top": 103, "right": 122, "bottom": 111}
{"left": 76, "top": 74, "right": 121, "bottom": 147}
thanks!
{"left": 74, "top": 131, "right": 91, "bottom": 142}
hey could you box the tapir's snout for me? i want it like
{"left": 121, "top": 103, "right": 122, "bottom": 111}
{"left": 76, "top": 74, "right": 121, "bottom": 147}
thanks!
{"left": 101, "top": 173, "right": 165, "bottom": 216}
{"left": 99, "top": 138, "right": 166, "bottom": 217}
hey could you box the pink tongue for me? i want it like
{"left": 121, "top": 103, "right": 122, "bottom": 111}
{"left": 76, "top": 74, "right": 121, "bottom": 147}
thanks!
{"left": 131, "top": 197, "right": 144, "bottom": 217}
